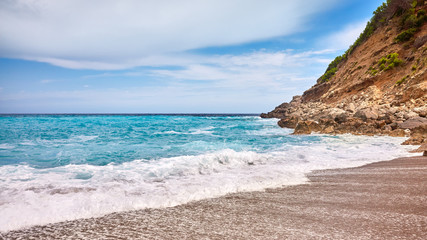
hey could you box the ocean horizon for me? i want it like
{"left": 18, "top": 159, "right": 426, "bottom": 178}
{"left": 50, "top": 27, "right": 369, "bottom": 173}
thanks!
{"left": 0, "top": 114, "right": 417, "bottom": 232}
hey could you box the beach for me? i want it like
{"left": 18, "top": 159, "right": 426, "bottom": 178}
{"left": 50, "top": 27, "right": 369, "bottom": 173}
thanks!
{"left": 1, "top": 0, "right": 426, "bottom": 239}
{"left": 4, "top": 155, "right": 426, "bottom": 239}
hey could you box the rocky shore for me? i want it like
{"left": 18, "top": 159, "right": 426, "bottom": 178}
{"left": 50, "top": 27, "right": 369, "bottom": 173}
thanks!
{"left": 261, "top": 92, "right": 426, "bottom": 145}
{"left": 262, "top": 1, "right": 427, "bottom": 146}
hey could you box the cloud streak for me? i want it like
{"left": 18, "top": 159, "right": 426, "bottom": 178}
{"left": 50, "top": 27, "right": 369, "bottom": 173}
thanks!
{"left": 0, "top": 48, "right": 338, "bottom": 113}
{"left": 0, "top": 0, "right": 338, "bottom": 70}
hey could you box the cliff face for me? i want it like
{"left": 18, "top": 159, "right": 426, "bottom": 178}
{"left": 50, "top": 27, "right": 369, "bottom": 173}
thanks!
{"left": 262, "top": 1, "right": 427, "bottom": 145}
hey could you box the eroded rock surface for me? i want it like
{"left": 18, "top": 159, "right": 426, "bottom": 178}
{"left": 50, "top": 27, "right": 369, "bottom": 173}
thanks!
{"left": 262, "top": 3, "right": 427, "bottom": 145}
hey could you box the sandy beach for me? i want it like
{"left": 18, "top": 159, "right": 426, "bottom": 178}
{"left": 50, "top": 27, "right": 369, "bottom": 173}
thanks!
{"left": 3, "top": 155, "right": 426, "bottom": 239}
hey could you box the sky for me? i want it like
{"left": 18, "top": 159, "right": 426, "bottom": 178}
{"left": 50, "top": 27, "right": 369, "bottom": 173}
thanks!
{"left": 0, "top": 0, "right": 386, "bottom": 113}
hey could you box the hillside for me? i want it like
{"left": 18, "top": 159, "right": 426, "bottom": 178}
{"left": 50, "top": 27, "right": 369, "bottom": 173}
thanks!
{"left": 261, "top": 0, "right": 427, "bottom": 145}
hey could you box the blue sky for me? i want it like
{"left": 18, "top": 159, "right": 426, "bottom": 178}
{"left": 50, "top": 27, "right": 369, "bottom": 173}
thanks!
{"left": 0, "top": 0, "right": 385, "bottom": 113}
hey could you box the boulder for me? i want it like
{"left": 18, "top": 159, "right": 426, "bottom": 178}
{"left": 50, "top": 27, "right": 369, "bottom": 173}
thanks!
{"left": 334, "top": 113, "right": 348, "bottom": 123}
{"left": 413, "top": 106, "right": 427, "bottom": 117}
{"left": 354, "top": 108, "right": 379, "bottom": 120}
{"left": 404, "top": 111, "right": 419, "bottom": 120}
{"left": 414, "top": 143, "right": 427, "bottom": 156}
{"left": 278, "top": 116, "right": 300, "bottom": 129}
{"left": 398, "top": 117, "right": 427, "bottom": 129}
{"left": 327, "top": 108, "right": 347, "bottom": 119}
{"left": 346, "top": 103, "right": 356, "bottom": 113}
{"left": 322, "top": 125, "right": 335, "bottom": 134}
{"left": 389, "top": 129, "right": 406, "bottom": 137}
{"left": 402, "top": 125, "right": 427, "bottom": 145}
{"left": 387, "top": 107, "right": 399, "bottom": 115}
{"left": 293, "top": 121, "right": 321, "bottom": 135}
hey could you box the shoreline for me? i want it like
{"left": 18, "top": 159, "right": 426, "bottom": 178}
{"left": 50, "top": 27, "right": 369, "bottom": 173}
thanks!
{"left": 4, "top": 155, "right": 426, "bottom": 239}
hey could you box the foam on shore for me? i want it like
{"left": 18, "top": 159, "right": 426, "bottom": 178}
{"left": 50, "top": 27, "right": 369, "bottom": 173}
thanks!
{"left": 0, "top": 134, "right": 416, "bottom": 232}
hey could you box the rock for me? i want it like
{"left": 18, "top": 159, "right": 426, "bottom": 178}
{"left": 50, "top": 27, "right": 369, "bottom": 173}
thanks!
{"left": 289, "top": 96, "right": 302, "bottom": 107}
{"left": 389, "top": 122, "right": 399, "bottom": 130}
{"left": 413, "top": 106, "right": 427, "bottom": 117}
{"left": 401, "top": 83, "right": 427, "bottom": 103}
{"left": 413, "top": 143, "right": 427, "bottom": 156}
{"left": 404, "top": 111, "right": 419, "bottom": 120}
{"left": 278, "top": 116, "right": 299, "bottom": 128}
{"left": 323, "top": 126, "right": 335, "bottom": 134}
{"left": 334, "top": 113, "right": 348, "bottom": 123}
{"left": 327, "top": 108, "right": 347, "bottom": 119}
{"left": 347, "top": 103, "right": 356, "bottom": 113}
{"left": 354, "top": 108, "right": 379, "bottom": 120}
{"left": 398, "top": 117, "right": 427, "bottom": 129}
{"left": 387, "top": 107, "right": 399, "bottom": 115}
{"left": 293, "top": 121, "right": 320, "bottom": 135}
{"left": 402, "top": 125, "right": 427, "bottom": 145}
{"left": 375, "top": 120, "right": 386, "bottom": 129}
{"left": 382, "top": 125, "right": 392, "bottom": 131}
{"left": 389, "top": 129, "right": 406, "bottom": 137}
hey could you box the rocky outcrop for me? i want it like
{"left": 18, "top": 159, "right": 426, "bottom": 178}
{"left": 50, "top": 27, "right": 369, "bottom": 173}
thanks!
{"left": 261, "top": 1, "right": 427, "bottom": 145}
{"left": 262, "top": 93, "right": 425, "bottom": 143}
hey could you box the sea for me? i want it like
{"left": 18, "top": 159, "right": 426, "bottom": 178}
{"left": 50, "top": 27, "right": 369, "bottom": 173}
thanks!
{"left": 0, "top": 114, "right": 416, "bottom": 232}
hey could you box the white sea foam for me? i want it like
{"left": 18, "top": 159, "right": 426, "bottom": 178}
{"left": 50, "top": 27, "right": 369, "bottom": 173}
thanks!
{"left": 0, "top": 135, "right": 417, "bottom": 232}
{"left": 0, "top": 143, "right": 15, "bottom": 150}
{"left": 155, "top": 127, "right": 215, "bottom": 136}
{"left": 74, "top": 135, "right": 98, "bottom": 142}
{"left": 247, "top": 127, "right": 293, "bottom": 136}
{"left": 19, "top": 140, "right": 37, "bottom": 146}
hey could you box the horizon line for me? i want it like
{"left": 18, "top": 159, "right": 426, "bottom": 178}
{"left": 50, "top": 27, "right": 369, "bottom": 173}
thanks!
{"left": 0, "top": 113, "right": 261, "bottom": 115}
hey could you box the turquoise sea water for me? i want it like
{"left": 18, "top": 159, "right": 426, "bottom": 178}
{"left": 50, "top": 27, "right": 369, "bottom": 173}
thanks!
{"left": 0, "top": 114, "right": 303, "bottom": 168}
{"left": 0, "top": 114, "right": 416, "bottom": 231}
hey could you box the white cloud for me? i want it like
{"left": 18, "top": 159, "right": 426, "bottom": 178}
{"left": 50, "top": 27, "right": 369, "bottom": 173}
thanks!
{"left": 0, "top": 0, "right": 338, "bottom": 70}
{"left": 0, "top": 49, "right": 337, "bottom": 113}
{"left": 318, "top": 20, "right": 368, "bottom": 50}
{"left": 150, "top": 50, "right": 336, "bottom": 88}
{"left": 40, "top": 79, "right": 55, "bottom": 84}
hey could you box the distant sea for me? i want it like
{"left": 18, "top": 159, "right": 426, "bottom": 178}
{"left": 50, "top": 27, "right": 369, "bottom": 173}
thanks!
{"left": 0, "top": 114, "right": 416, "bottom": 231}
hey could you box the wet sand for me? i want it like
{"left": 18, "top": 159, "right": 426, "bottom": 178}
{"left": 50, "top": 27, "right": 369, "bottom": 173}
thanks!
{"left": 4, "top": 156, "right": 427, "bottom": 240}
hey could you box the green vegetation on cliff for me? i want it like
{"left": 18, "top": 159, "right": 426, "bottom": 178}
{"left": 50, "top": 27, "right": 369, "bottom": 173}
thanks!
{"left": 318, "top": 0, "right": 425, "bottom": 83}
{"left": 378, "top": 52, "right": 404, "bottom": 70}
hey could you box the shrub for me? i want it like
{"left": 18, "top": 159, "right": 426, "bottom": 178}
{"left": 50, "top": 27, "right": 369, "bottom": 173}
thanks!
{"left": 387, "top": 53, "right": 403, "bottom": 65}
{"left": 412, "top": 65, "right": 417, "bottom": 71}
{"left": 393, "top": 58, "right": 403, "bottom": 66}
{"left": 318, "top": 0, "right": 416, "bottom": 83}
{"left": 395, "top": 28, "right": 417, "bottom": 42}
{"left": 377, "top": 53, "right": 404, "bottom": 71}
{"left": 378, "top": 57, "right": 387, "bottom": 65}
{"left": 385, "top": 62, "right": 395, "bottom": 70}
{"left": 387, "top": 52, "right": 399, "bottom": 59}
{"left": 396, "top": 75, "right": 409, "bottom": 85}
{"left": 320, "top": 67, "right": 338, "bottom": 82}
{"left": 403, "top": 14, "right": 418, "bottom": 28}
{"left": 415, "top": 14, "right": 427, "bottom": 27}
{"left": 387, "top": 0, "right": 412, "bottom": 17}
{"left": 370, "top": 68, "right": 379, "bottom": 76}
{"left": 326, "top": 55, "right": 344, "bottom": 72}
{"left": 319, "top": 55, "right": 344, "bottom": 83}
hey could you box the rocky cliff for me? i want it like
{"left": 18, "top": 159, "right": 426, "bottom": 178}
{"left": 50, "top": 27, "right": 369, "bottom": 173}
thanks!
{"left": 261, "top": 0, "right": 427, "bottom": 145}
